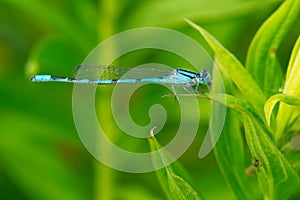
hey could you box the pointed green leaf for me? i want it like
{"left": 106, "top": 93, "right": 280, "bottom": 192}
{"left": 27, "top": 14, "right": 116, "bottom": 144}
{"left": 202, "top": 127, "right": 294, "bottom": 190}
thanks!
{"left": 243, "top": 114, "right": 299, "bottom": 200}
{"left": 206, "top": 94, "right": 267, "bottom": 135}
{"left": 265, "top": 93, "right": 300, "bottom": 126}
{"left": 148, "top": 130, "right": 204, "bottom": 200}
{"left": 246, "top": 0, "right": 300, "bottom": 96}
{"left": 275, "top": 36, "right": 300, "bottom": 144}
{"left": 286, "top": 36, "right": 300, "bottom": 82}
{"left": 282, "top": 35, "right": 300, "bottom": 98}
{"left": 187, "top": 19, "right": 266, "bottom": 119}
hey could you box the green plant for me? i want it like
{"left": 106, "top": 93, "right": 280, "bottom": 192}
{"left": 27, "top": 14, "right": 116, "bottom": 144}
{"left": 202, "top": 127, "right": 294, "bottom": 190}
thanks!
{"left": 1, "top": 0, "right": 299, "bottom": 199}
{"left": 150, "top": 0, "right": 300, "bottom": 199}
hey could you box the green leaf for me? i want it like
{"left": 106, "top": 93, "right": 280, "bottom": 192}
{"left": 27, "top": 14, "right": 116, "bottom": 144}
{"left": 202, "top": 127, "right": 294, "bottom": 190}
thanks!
{"left": 206, "top": 93, "right": 269, "bottom": 137}
{"left": 285, "top": 36, "right": 300, "bottom": 84}
{"left": 148, "top": 130, "right": 204, "bottom": 200}
{"left": 275, "top": 36, "right": 300, "bottom": 144}
{"left": 214, "top": 110, "right": 261, "bottom": 199}
{"left": 186, "top": 19, "right": 266, "bottom": 120}
{"left": 265, "top": 93, "right": 300, "bottom": 126}
{"left": 201, "top": 92, "right": 299, "bottom": 199}
{"left": 208, "top": 61, "right": 259, "bottom": 199}
{"left": 246, "top": 0, "right": 300, "bottom": 97}
{"left": 243, "top": 114, "right": 299, "bottom": 200}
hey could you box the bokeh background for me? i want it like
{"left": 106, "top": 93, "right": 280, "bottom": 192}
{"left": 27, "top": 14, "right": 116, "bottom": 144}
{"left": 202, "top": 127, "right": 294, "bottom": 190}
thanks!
{"left": 0, "top": 0, "right": 299, "bottom": 199}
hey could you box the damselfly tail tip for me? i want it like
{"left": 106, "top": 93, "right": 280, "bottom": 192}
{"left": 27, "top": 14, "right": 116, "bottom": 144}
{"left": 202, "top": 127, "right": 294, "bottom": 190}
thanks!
{"left": 31, "top": 75, "right": 37, "bottom": 82}
{"left": 30, "top": 75, "right": 52, "bottom": 82}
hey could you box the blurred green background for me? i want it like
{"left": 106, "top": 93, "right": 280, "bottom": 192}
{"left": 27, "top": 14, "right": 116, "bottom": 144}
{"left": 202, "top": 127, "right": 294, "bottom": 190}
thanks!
{"left": 1, "top": 0, "right": 299, "bottom": 199}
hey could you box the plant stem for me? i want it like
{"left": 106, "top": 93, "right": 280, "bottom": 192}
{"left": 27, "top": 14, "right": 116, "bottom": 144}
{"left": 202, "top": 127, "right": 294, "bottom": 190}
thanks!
{"left": 95, "top": 0, "right": 118, "bottom": 200}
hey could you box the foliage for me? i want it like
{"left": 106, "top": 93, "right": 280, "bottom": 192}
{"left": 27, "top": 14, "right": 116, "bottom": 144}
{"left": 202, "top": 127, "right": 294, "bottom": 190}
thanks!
{"left": 151, "top": 0, "right": 300, "bottom": 199}
{"left": 0, "top": 0, "right": 299, "bottom": 200}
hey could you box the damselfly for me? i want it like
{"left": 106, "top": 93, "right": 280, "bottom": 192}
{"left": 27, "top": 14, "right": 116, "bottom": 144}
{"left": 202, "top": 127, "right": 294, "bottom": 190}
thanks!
{"left": 31, "top": 64, "right": 211, "bottom": 93}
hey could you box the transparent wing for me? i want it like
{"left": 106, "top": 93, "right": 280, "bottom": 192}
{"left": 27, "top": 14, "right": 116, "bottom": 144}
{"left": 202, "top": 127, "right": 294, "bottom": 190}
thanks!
{"left": 75, "top": 64, "right": 173, "bottom": 80}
